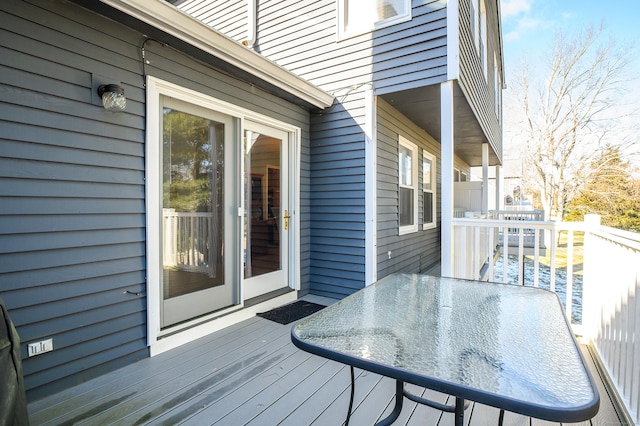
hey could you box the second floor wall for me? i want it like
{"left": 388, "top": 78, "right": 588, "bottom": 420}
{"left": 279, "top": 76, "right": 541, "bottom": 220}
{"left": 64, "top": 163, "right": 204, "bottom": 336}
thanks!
{"left": 174, "top": 0, "right": 446, "bottom": 93}
{"left": 459, "top": 0, "right": 504, "bottom": 160}
{"left": 171, "top": 0, "right": 504, "bottom": 163}
{"left": 254, "top": 0, "right": 448, "bottom": 96}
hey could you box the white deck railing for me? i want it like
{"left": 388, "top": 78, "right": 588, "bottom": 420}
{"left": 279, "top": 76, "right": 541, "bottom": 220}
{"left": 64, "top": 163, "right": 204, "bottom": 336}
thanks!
{"left": 451, "top": 215, "right": 640, "bottom": 423}
{"left": 583, "top": 222, "right": 640, "bottom": 424}
{"left": 491, "top": 209, "right": 545, "bottom": 222}
{"left": 163, "top": 209, "right": 217, "bottom": 277}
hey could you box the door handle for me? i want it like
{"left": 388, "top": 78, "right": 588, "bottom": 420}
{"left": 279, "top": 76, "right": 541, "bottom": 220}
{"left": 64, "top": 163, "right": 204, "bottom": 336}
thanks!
{"left": 284, "top": 210, "right": 291, "bottom": 231}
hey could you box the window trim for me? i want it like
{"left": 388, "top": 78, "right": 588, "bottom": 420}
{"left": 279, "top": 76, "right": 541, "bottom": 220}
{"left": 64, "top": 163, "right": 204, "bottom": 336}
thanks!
{"left": 470, "top": 0, "right": 479, "bottom": 52}
{"left": 494, "top": 52, "right": 501, "bottom": 121}
{"left": 470, "top": 0, "right": 487, "bottom": 78}
{"left": 422, "top": 150, "right": 437, "bottom": 230}
{"left": 398, "top": 136, "right": 418, "bottom": 235}
{"left": 338, "top": 0, "right": 412, "bottom": 40}
{"left": 480, "top": 0, "right": 487, "bottom": 78}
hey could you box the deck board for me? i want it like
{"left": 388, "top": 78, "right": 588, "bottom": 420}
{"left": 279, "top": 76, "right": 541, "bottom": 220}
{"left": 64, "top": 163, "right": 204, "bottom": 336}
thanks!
{"left": 28, "top": 317, "right": 275, "bottom": 424}
{"left": 114, "top": 328, "right": 295, "bottom": 425}
{"left": 311, "top": 369, "right": 386, "bottom": 425}
{"left": 205, "top": 351, "right": 323, "bottom": 425}
{"left": 242, "top": 358, "right": 342, "bottom": 425}
{"left": 405, "top": 386, "right": 451, "bottom": 425}
{"left": 350, "top": 375, "right": 397, "bottom": 424}
{"left": 28, "top": 309, "right": 625, "bottom": 426}
{"left": 468, "top": 402, "right": 503, "bottom": 425}
{"left": 578, "top": 343, "right": 624, "bottom": 426}
{"left": 277, "top": 363, "right": 351, "bottom": 425}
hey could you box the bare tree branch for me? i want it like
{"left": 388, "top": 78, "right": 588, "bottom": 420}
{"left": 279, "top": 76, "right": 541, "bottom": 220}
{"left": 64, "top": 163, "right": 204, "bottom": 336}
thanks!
{"left": 506, "top": 24, "right": 637, "bottom": 219}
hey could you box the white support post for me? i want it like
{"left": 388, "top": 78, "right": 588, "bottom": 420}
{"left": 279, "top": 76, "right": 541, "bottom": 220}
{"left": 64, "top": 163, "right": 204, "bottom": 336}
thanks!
{"left": 446, "top": 0, "right": 460, "bottom": 81}
{"left": 482, "top": 142, "right": 489, "bottom": 215}
{"left": 364, "top": 87, "right": 377, "bottom": 285}
{"left": 582, "top": 214, "right": 602, "bottom": 340}
{"left": 495, "top": 165, "right": 502, "bottom": 211}
{"left": 441, "top": 81, "right": 455, "bottom": 277}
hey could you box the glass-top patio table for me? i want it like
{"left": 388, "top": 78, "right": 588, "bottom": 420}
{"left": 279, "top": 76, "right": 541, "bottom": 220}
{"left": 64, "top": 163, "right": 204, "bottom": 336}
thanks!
{"left": 291, "top": 274, "right": 599, "bottom": 425}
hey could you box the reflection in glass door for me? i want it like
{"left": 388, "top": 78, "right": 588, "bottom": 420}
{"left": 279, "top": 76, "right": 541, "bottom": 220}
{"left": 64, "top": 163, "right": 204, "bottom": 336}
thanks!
{"left": 161, "top": 98, "right": 234, "bottom": 327}
{"left": 243, "top": 123, "right": 289, "bottom": 300}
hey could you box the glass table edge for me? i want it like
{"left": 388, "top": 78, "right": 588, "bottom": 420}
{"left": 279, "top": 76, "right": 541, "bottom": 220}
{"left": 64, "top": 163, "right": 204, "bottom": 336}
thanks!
{"left": 291, "top": 325, "right": 600, "bottom": 422}
{"left": 290, "top": 274, "right": 601, "bottom": 423}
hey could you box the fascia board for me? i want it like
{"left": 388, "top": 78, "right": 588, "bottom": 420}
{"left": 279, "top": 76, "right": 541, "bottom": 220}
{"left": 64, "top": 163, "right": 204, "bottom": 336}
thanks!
{"left": 98, "top": 0, "right": 334, "bottom": 109}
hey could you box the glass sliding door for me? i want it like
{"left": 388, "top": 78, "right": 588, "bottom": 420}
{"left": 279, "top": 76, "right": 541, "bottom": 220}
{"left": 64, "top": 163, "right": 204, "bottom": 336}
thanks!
{"left": 160, "top": 97, "right": 235, "bottom": 327}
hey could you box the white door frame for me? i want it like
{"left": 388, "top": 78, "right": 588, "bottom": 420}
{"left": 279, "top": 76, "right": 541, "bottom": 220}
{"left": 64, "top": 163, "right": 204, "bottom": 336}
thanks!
{"left": 243, "top": 121, "right": 290, "bottom": 300}
{"left": 145, "top": 77, "right": 301, "bottom": 350}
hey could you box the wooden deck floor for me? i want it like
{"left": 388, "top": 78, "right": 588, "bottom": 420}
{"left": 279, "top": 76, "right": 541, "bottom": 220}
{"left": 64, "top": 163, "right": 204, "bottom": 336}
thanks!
{"left": 28, "top": 298, "right": 625, "bottom": 426}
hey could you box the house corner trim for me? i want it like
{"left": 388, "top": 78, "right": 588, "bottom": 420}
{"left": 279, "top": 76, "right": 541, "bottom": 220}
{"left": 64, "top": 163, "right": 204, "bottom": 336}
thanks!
{"left": 446, "top": 0, "right": 460, "bottom": 81}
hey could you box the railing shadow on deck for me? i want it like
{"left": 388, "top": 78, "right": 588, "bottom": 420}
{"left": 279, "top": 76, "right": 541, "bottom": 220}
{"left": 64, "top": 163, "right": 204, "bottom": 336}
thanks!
{"left": 451, "top": 213, "right": 640, "bottom": 425}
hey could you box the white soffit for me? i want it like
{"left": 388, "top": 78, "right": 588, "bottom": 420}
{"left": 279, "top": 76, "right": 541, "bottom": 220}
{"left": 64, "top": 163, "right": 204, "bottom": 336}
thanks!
{"left": 99, "top": 0, "right": 334, "bottom": 109}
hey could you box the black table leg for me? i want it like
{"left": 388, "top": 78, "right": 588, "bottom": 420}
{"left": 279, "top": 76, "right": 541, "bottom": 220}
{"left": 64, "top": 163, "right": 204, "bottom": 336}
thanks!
{"left": 345, "top": 368, "right": 466, "bottom": 426}
{"left": 455, "top": 397, "right": 465, "bottom": 426}
{"left": 375, "top": 380, "right": 404, "bottom": 426}
{"left": 345, "top": 366, "right": 356, "bottom": 425}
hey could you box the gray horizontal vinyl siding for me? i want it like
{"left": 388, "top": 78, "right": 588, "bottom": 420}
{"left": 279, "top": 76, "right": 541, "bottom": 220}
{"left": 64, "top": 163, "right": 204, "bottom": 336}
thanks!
{"left": 0, "top": 0, "right": 147, "bottom": 401}
{"left": 182, "top": 0, "right": 449, "bottom": 95}
{"left": 307, "top": 91, "right": 367, "bottom": 298}
{"left": 0, "top": 0, "right": 310, "bottom": 400}
{"left": 176, "top": 0, "right": 248, "bottom": 42}
{"left": 458, "top": 0, "right": 503, "bottom": 160}
{"left": 258, "top": 0, "right": 448, "bottom": 94}
{"left": 376, "top": 99, "right": 442, "bottom": 277}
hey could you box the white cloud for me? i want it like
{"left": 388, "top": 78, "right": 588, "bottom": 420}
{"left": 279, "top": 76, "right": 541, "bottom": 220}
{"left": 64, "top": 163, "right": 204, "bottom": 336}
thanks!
{"left": 505, "top": 30, "right": 521, "bottom": 42}
{"left": 501, "top": 0, "right": 533, "bottom": 18}
{"left": 518, "top": 17, "right": 544, "bottom": 30}
{"left": 501, "top": 0, "right": 540, "bottom": 41}
{"left": 504, "top": 17, "right": 544, "bottom": 41}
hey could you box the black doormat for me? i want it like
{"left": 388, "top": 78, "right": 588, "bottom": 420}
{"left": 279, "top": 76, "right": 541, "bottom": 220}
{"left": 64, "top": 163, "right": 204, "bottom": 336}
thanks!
{"left": 257, "top": 300, "right": 325, "bottom": 325}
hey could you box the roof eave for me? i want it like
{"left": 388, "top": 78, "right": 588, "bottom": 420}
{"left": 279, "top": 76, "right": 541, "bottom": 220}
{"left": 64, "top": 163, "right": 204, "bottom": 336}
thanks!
{"left": 94, "top": 0, "right": 334, "bottom": 109}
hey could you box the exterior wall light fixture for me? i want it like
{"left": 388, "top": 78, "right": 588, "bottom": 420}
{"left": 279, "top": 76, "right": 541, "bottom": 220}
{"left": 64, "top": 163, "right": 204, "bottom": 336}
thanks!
{"left": 97, "top": 84, "right": 126, "bottom": 112}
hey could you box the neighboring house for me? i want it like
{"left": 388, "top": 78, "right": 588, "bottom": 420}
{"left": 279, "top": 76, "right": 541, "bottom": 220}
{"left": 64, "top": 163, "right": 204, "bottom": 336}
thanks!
{"left": 0, "top": 0, "right": 503, "bottom": 401}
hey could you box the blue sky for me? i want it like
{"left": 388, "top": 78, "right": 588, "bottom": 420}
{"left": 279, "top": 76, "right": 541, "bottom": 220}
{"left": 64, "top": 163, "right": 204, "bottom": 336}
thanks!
{"left": 500, "top": 0, "right": 640, "bottom": 72}
{"left": 499, "top": 0, "right": 640, "bottom": 168}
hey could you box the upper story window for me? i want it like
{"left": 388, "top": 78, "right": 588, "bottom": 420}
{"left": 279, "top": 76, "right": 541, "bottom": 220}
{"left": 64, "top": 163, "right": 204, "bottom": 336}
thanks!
{"left": 470, "top": 0, "right": 478, "bottom": 50}
{"left": 339, "top": 0, "right": 411, "bottom": 39}
{"left": 470, "top": 0, "right": 487, "bottom": 78}
{"left": 399, "top": 136, "right": 418, "bottom": 235}
{"left": 422, "top": 151, "right": 437, "bottom": 230}
{"left": 480, "top": 0, "right": 487, "bottom": 77}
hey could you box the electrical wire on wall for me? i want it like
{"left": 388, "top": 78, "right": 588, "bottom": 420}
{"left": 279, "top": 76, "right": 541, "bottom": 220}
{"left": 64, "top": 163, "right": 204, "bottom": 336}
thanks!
{"left": 140, "top": 38, "right": 167, "bottom": 88}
